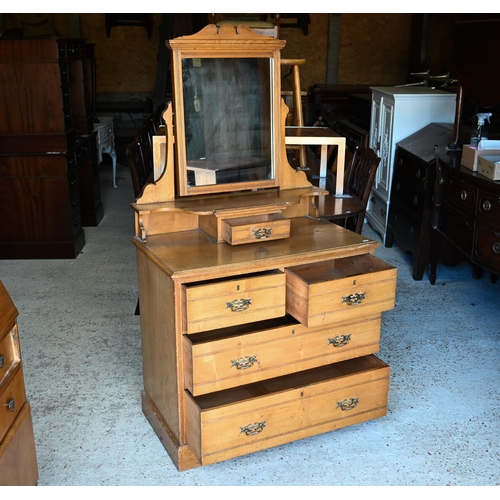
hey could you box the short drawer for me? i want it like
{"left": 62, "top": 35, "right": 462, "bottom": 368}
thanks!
{"left": 183, "top": 271, "right": 286, "bottom": 334}
{"left": 0, "top": 365, "right": 26, "bottom": 444}
{"left": 185, "top": 355, "right": 389, "bottom": 466}
{"left": 391, "top": 175, "right": 425, "bottom": 219}
{"left": 439, "top": 170, "right": 477, "bottom": 212}
{"left": 477, "top": 190, "right": 500, "bottom": 222}
{"left": 439, "top": 200, "right": 474, "bottom": 257}
{"left": 0, "top": 325, "right": 21, "bottom": 388}
{"left": 183, "top": 314, "right": 382, "bottom": 395}
{"left": 367, "top": 190, "right": 388, "bottom": 230}
{"left": 388, "top": 201, "right": 422, "bottom": 250}
{"left": 473, "top": 224, "right": 500, "bottom": 273}
{"left": 395, "top": 150, "right": 428, "bottom": 190}
{"left": 221, "top": 214, "right": 290, "bottom": 245}
{"left": 286, "top": 255, "right": 397, "bottom": 328}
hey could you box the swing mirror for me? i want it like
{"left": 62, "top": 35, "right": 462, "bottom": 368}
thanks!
{"left": 169, "top": 25, "right": 285, "bottom": 196}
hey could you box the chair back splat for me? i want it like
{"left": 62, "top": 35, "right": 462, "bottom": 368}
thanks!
{"left": 344, "top": 146, "right": 381, "bottom": 234}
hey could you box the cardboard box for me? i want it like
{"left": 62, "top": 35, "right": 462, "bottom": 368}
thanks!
{"left": 477, "top": 155, "right": 500, "bottom": 181}
{"left": 461, "top": 144, "right": 500, "bottom": 171}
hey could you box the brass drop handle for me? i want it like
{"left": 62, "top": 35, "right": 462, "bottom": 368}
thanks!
{"left": 226, "top": 298, "right": 252, "bottom": 312}
{"left": 0, "top": 354, "right": 4, "bottom": 369}
{"left": 240, "top": 421, "right": 266, "bottom": 436}
{"left": 493, "top": 242, "right": 500, "bottom": 254}
{"left": 342, "top": 292, "right": 365, "bottom": 305}
{"left": 328, "top": 334, "right": 351, "bottom": 347}
{"left": 231, "top": 356, "right": 257, "bottom": 370}
{"left": 461, "top": 190, "right": 467, "bottom": 201}
{"left": 413, "top": 196, "right": 418, "bottom": 206}
{"left": 416, "top": 169, "right": 421, "bottom": 179}
{"left": 4, "top": 398, "right": 15, "bottom": 412}
{"left": 337, "top": 397, "right": 359, "bottom": 411}
{"left": 252, "top": 228, "right": 272, "bottom": 239}
{"left": 483, "top": 200, "right": 492, "bottom": 211}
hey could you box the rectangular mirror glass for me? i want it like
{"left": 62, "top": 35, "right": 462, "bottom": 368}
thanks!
{"left": 181, "top": 57, "right": 274, "bottom": 189}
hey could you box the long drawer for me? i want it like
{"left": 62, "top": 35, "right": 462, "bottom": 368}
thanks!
{"left": 182, "top": 271, "right": 286, "bottom": 334}
{"left": 286, "top": 254, "right": 397, "bottom": 327}
{"left": 185, "top": 355, "right": 389, "bottom": 466}
{"left": 183, "top": 314, "right": 382, "bottom": 395}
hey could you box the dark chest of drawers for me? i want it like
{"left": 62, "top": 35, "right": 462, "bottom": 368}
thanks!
{"left": 385, "top": 123, "right": 455, "bottom": 280}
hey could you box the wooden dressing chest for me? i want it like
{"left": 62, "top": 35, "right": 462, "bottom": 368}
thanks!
{"left": 132, "top": 25, "right": 397, "bottom": 471}
{"left": 0, "top": 281, "right": 38, "bottom": 485}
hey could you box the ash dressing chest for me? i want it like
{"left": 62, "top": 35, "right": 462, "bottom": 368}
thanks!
{"left": 0, "top": 281, "right": 38, "bottom": 485}
{"left": 131, "top": 25, "right": 398, "bottom": 471}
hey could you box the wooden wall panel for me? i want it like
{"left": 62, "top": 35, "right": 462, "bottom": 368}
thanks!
{"left": 338, "top": 13, "right": 412, "bottom": 85}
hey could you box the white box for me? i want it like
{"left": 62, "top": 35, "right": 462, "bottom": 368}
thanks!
{"left": 477, "top": 155, "right": 500, "bottom": 181}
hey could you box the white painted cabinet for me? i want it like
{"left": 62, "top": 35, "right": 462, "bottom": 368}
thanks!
{"left": 366, "top": 87, "right": 456, "bottom": 242}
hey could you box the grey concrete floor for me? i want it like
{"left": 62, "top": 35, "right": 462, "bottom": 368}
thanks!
{"left": 1, "top": 164, "right": 499, "bottom": 488}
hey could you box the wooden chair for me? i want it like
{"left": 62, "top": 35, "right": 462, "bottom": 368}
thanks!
{"left": 335, "top": 146, "right": 381, "bottom": 234}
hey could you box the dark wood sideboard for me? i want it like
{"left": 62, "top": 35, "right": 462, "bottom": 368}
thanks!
{"left": 0, "top": 38, "right": 103, "bottom": 259}
{"left": 430, "top": 145, "right": 500, "bottom": 284}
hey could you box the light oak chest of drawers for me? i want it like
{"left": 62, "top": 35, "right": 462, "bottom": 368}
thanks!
{"left": 133, "top": 216, "right": 397, "bottom": 471}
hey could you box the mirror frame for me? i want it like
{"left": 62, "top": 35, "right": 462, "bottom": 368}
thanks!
{"left": 168, "top": 24, "right": 286, "bottom": 197}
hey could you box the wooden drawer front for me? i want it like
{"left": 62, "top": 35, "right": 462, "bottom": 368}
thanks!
{"left": 440, "top": 170, "right": 477, "bottom": 212}
{"left": 0, "top": 365, "right": 26, "bottom": 444}
{"left": 477, "top": 190, "right": 500, "bottom": 222}
{"left": 183, "top": 272, "right": 286, "bottom": 334}
{"left": 0, "top": 401, "right": 38, "bottom": 486}
{"left": 222, "top": 214, "right": 290, "bottom": 245}
{"left": 185, "top": 355, "right": 389, "bottom": 466}
{"left": 391, "top": 175, "right": 424, "bottom": 219}
{"left": 184, "top": 315, "right": 382, "bottom": 396}
{"left": 473, "top": 224, "right": 500, "bottom": 273}
{"left": 0, "top": 325, "right": 21, "bottom": 388}
{"left": 388, "top": 201, "right": 422, "bottom": 249}
{"left": 439, "top": 201, "right": 474, "bottom": 257}
{"left": 396, "top": 151, "right": 427, "bottom": 191}
{"left": 286, "top": 255, "right": 397, "bottom": 328}
{"left": 367, "top": 190, "right": 387, "bottom": 228}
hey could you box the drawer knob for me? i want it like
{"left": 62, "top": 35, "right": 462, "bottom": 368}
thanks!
{"left": 337, "top": 397, "right": 359, "bottom": 411}
{"left": 460, "top": 190, "right": 467, "bottom": 201}
{"left": 493, "top": 242, "right": 500, "bottom": 254}
{"left": 4, "top": 398, "right": 15, "bottom": 412}
{"left": 482, "top": 200, "right": 492, "bottom": 211}
{"left": 226, "top": 298, "right": 252, "bottom": 312}
{"left": 342, "top": 293, "right": 365, "bottom": 305}
{"left": 0, "top": 354, "right": 4, "bottom": 368}
{"left": 328, "top": 334, "right": 351, "bottom": 347}
{"left": 252, "top": 228, "right": 272, "bottom": 239}
{"left": 240, "top": 421, "right": 266, "bottom": 436}
{"left": 231, "top": 356, "right": 257, "bottom": 370}
{"left": 416, "top": 169, "right": 421, "bottom": 179}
